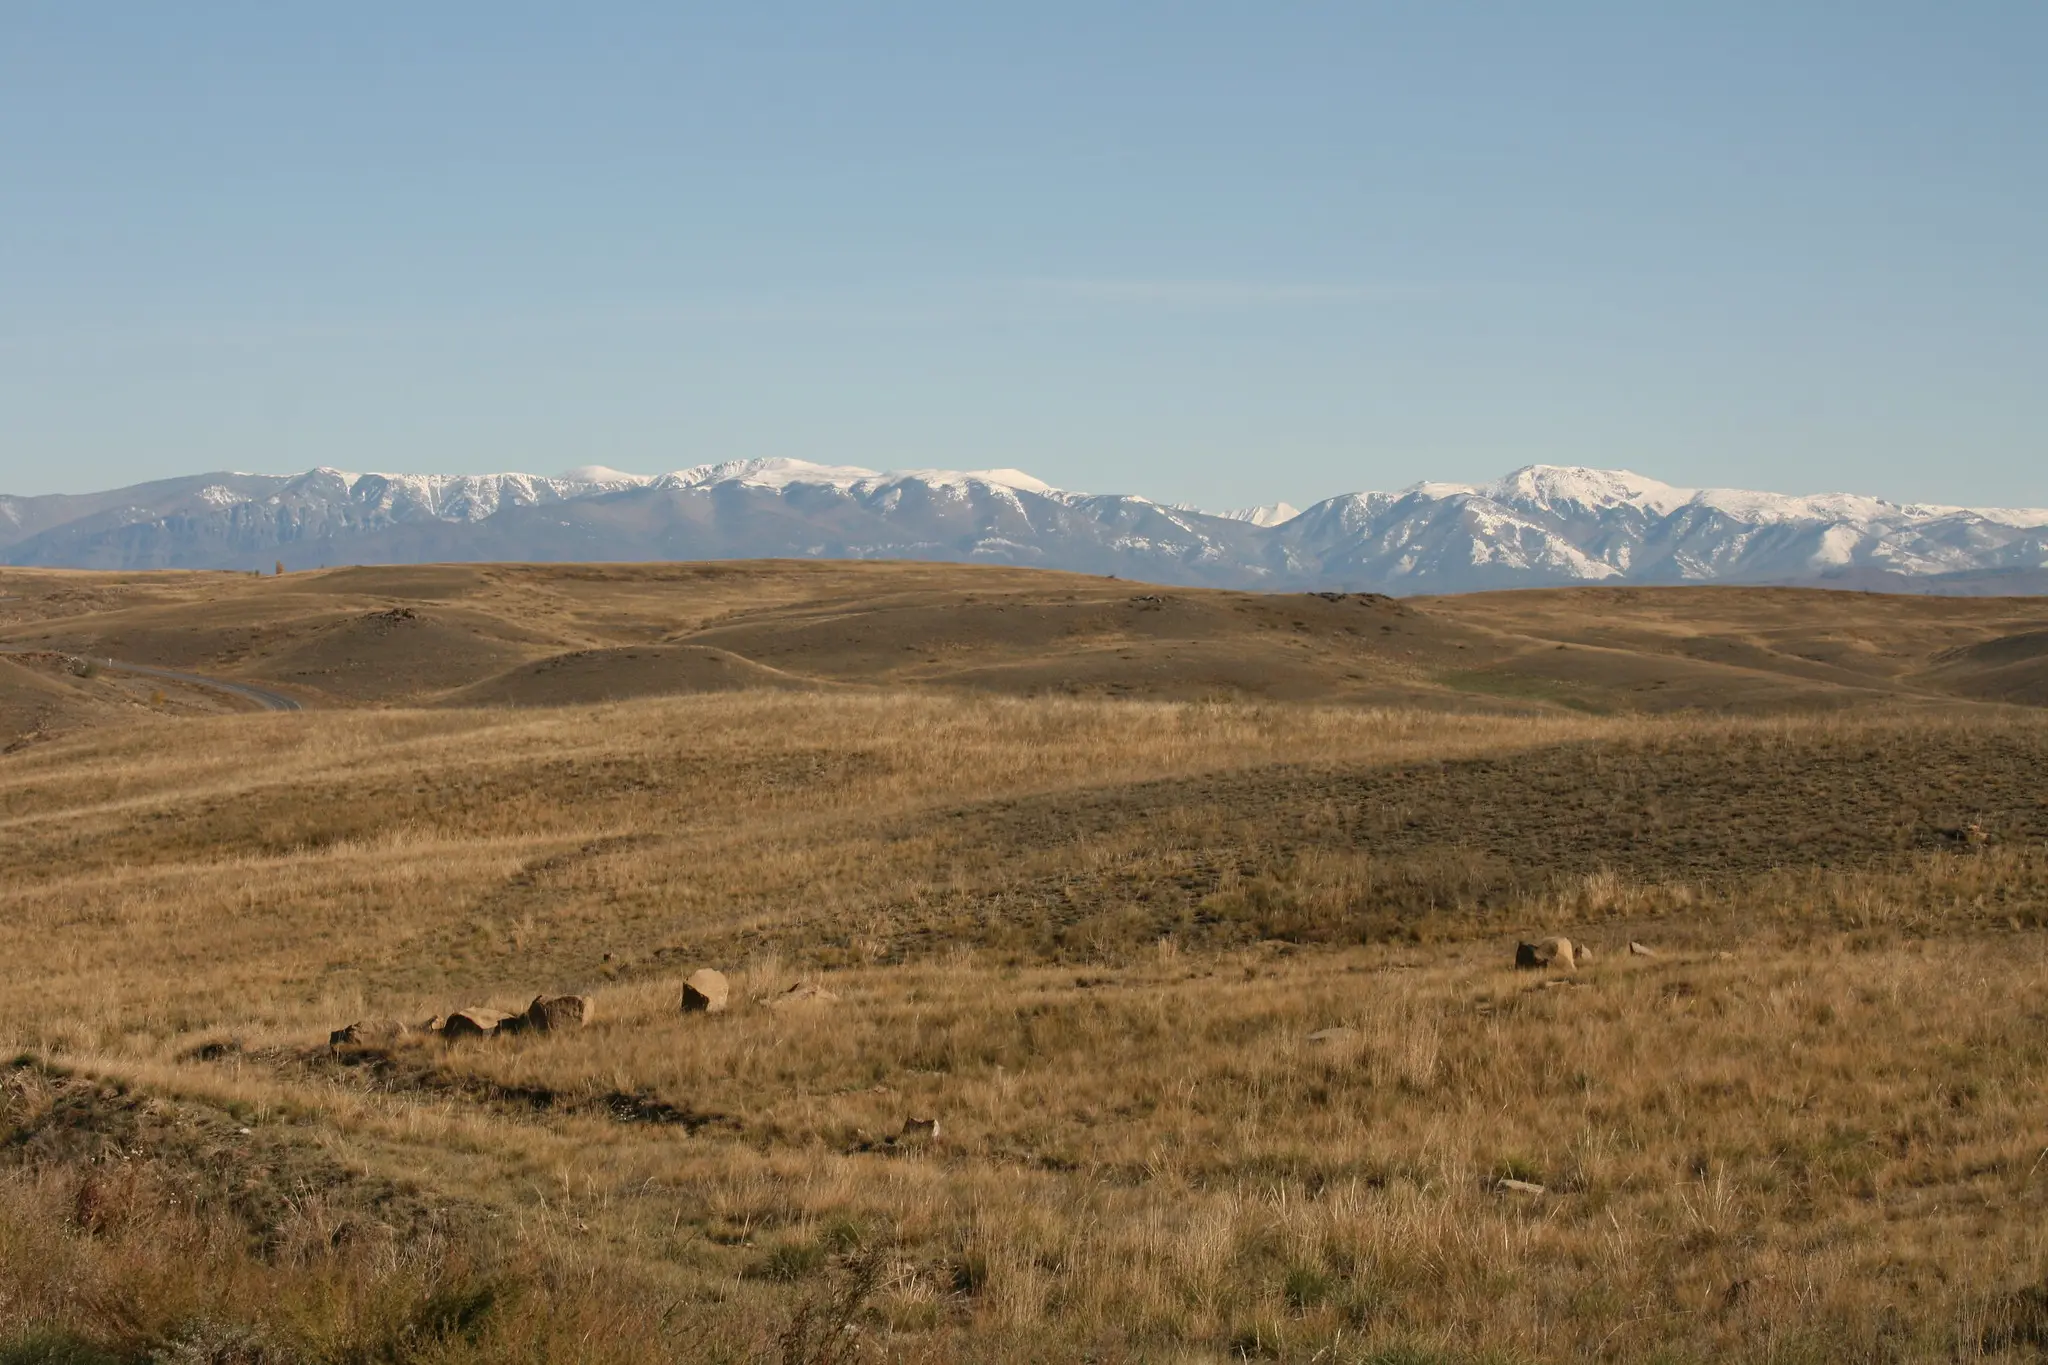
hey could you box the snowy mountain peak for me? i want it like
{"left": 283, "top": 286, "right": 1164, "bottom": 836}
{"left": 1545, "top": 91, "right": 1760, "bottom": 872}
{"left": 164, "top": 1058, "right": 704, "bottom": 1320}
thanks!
{"left": 1481, "top": 465, "right": 1694, "bottom": 517}
{"left": 1219, "top": 501, "right": 1302, "bottom": 527}
{"left": 559, "top": 465, "right": 654, "bottom": 486}
{"left": 654, "top": 458, "right": 1062, "bottom": 496}
{"left": 657, "top": 458, "right": 880, "bottom": 491}
{"left": 941, "top": 467, "right": 1058, "bottom": 495}
{"left": 1397, "top": 465, "right": 1694, "bottom": 517}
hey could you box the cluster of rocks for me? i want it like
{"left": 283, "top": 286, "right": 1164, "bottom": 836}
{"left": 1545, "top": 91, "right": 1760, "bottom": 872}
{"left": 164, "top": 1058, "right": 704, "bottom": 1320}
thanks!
{"left": 330, "top": 967, "right": 848, "bottom": 1050}
{"left": 453, "top": 992, "right": 591, "bottom": 1038}
{"left": 330, "top": 992, "right": 589, "bottom": 1048}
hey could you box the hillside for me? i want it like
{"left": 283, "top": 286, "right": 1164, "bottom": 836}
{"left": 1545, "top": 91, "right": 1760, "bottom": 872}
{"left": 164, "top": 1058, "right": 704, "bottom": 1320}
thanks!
{"left": 3, "top": 563, "right": 2045, "bottom": 729}
{"left": 1, "top": 578, "right": 2044, "bottom": 1359}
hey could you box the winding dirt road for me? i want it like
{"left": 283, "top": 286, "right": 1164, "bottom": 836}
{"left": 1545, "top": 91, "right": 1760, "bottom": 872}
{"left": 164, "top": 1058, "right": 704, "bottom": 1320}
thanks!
{"left": 0, "top": 645, "right": 301, "bottom": 712}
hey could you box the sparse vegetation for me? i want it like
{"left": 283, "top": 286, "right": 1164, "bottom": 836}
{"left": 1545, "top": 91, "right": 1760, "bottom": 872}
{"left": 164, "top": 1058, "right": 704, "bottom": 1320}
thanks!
{"left": 0, "top": 564, "right": 2045, "bottom": 1360}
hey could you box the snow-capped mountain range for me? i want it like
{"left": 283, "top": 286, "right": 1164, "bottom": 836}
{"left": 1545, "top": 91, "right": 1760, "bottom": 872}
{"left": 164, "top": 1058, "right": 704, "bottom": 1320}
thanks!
{"left": 3, "top": 460, "right": 2044, "bottom": 595}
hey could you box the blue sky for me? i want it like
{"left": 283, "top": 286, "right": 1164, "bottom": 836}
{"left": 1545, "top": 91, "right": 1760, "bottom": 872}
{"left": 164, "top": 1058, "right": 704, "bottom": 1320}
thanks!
{"left": 2, "top": 3, "right": 2043, "bottom": 508}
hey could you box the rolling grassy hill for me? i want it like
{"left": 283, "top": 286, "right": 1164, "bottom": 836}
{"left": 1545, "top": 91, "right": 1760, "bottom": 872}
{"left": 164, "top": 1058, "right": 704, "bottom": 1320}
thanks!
{"left": 5, "top": 563, "right": 2046, "bottom": 729}
{"left": 1, "top": 563, "right": 2045, "bottom": 1362}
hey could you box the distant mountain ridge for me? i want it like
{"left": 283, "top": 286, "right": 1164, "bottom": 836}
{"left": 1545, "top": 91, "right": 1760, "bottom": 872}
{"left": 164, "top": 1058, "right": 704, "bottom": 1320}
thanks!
{"left": 4, "top": 460, "right": 2045, "bottom": 595}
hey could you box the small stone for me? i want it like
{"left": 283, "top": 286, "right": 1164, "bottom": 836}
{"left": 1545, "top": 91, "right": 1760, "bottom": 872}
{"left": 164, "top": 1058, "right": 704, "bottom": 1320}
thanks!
{"left": 328, "top": 1019, "right": 408, "bottom": 1049}
{"left": 1495, "top": 1178, "right": 1546, "bottom": 1195}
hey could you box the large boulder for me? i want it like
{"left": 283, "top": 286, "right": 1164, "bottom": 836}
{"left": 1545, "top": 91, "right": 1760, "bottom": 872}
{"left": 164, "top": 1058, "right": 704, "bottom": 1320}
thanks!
{"left": 681, "top": 969, "right": 730, "bottom": 1014}
{"left": 526, "top": 993, "right": 591, "bottom": 1032}
{"left": 1515, "top": 937, "right": 1576, "bottom": 971}
{"left": 328, "top": 1019, "right": 408, "bottom": 1049}
{"left": 441, "top": 1007, "right": 512, "bottom": 1041}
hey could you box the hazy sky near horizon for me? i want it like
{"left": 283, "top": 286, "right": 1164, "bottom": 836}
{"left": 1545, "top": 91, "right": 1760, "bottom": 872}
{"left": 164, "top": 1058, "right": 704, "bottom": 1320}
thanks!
{"left": 2, "top": 4, "right": 2043, "bottom": 509}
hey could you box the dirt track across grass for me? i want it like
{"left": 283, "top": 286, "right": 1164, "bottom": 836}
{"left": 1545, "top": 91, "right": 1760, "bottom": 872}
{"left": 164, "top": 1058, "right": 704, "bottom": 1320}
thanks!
{"left": 0, "top": 644, "right": 301, "bottom": 711}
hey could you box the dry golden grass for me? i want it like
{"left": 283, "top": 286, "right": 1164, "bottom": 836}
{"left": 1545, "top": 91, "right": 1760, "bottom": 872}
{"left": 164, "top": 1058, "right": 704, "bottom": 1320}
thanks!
{"left": 3, "top": 571, "right": 2048, "bottom": 1362}
{"left": 0, "top": 695, "right": 1630, "bottom": 1050}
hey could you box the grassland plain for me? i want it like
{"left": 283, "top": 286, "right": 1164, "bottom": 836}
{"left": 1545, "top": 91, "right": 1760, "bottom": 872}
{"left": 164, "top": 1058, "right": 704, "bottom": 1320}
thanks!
{"left": 2, "top": 565, "right": 2047, "bottom": 1363}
